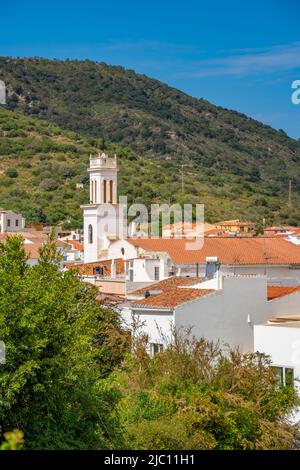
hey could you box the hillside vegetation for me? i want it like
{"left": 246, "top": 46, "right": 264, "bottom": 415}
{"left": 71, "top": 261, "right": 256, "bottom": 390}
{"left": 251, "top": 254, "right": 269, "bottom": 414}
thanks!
{"left": 1, "top": 106, "right": 299, "bottom": 227}
{"left": 1, "top": 57, "right": 300, "bottom": 225}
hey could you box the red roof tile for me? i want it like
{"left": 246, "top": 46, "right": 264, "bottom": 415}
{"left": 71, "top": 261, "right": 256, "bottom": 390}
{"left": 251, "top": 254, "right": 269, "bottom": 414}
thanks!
{"left": 131, "top": 276, "right": 201, "bottom": 296}
{"left": 65, "top": 239, "right": 84, "bottom": 251}
{"left": 23, "top": 242, "right": 43, "bottom": 259}
{"left": 267, "top": 285, "right": 300, "bottom": 301}
{"left": 128, "top": 237, "right": 300, "bottom": 265}
{"left": 132, "top": 287, "right": 214, "bottom": 309}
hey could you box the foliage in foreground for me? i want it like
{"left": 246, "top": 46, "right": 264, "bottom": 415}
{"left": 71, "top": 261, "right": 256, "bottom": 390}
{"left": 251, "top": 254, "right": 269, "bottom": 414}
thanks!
{"left": 112, "top": 332, "right": 300, "bottom": 450}
{"left": 0, "top": 236, "right": 126, "bottom": 449}
{"left": 0, "top": 430, "right": 24, "bottom": 450}
{"left": 0, "top": 236, "right": 299, "bottom": 450}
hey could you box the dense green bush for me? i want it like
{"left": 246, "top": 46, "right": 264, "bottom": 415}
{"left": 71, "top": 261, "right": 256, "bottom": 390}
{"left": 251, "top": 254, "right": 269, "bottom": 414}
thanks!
{"left": 0, "top": 236, "right": 126, "bottom": 449}
{"left": 5, "top": 167, "right": 18, "bottom": 178}
{"left": 112, "top": 332, "right": 300, "bottom": 450}
{"left": 0, "top": 237, "right": 299, "bottom": 450}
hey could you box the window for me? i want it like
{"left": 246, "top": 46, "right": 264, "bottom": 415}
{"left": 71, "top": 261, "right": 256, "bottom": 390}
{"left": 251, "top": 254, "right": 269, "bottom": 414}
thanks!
{"left": 103, "top": 179, "right": 107, "bottom": 203}
{"left": 154, "top": 266, "right": 160, "bottom": 281}
{"left": 272, "top": 366, "right": 294, "bottom": 387}
{"left": 90, "top": 180, "right": 94, "bottom": 203}
{"left": 7, "top": 219, "right": 10, "bottom": 227}
{"left": 95, "top": 266, "right": 103, "bottom": 276}
{"left": 88, "top": 224, "right": 93, "bottom": 244}
{"left": 150, "top": 343, "right": 163, "bottom": 356}
{"left": 15, "top": 219, "right": 19, "bottom": 227}
{"left": 94, "top": 180, "right": 97, "bottom": 204}
{"left": 121, "top": 247, "right": 125, "bottom": 256}
{"left": 109, "top": 180, "right": 113, "bottom": 203}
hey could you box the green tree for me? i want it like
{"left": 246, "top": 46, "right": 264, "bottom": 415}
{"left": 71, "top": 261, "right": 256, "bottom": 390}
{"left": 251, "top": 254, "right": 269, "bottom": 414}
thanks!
{"left": 0, "top": 235, "right": 125, "bottom": 449}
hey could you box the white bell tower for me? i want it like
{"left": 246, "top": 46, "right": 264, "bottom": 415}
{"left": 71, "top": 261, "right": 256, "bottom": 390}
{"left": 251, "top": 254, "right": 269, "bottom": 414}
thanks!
{"left": 88, "top": 152, "right": 118, "bottom": 205}
{"left": 81, "top": 153, "right": 121, "bottom": 263}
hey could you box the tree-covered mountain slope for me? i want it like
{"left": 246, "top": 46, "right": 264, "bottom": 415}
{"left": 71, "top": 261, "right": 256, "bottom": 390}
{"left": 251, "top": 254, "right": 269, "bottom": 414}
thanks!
{"left": 1, "top": 57, "right": 300, "bottom": 226}
{"left": 0, "top": 106, "right": 300, "bottom": 228}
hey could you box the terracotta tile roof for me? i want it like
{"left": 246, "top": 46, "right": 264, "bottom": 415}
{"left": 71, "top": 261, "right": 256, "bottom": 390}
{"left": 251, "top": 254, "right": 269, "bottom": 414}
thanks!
{"left": 0, "top": 234, "right": 43, "bottom": 259}
{"left": 55, "top": 240, "right": 68, "bottom": 250}
{"left": 4, "top": 231, "right": 48, "bottom": 239}
{"left": 131, "top": 276, "right": 201, "bottom": 296}
{"left": 132, "top": 287, "right": 214, "bottom": 309}
{"left": 205, "top": 228, "right": 228, "bottom": 236}
{"left": 163, "top": 222, "right": 216, "bottom": 232}
{"left": 23, "top": 242, "right": 43, "bottom": 259}
{"left": 0, "top": 234, "right": 64, "bottom": 260}
{"left": 128, "top": 237, "right": 300, "bottom": 265}
{"left": 96, "top": 293, "right": 126, "bottom": 305}
{"left": 67, "top": 258, "right": 124, "bottom": 276}
{"left": 267, "top": 285, "right": 300, "bottom": 301}
{"left": 265, "top": 226, "right": 296, "bottom": 232}
{"left": 216, "top": 219, "right": 255, "bottom": 227}
{"left": 65, "top": 239, "right": 84, "bottom": 251}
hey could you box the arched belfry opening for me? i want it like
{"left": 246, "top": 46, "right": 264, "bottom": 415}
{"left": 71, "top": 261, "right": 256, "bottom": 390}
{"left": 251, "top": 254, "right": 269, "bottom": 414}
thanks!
{"left": 94, "top": 180, "right": 97, "bottom": 203}
{"left": 103, "top": 179, "right": 107, "bottom": 203}
{"left": 109, "top": 180, "right": 113, "bottom": 203}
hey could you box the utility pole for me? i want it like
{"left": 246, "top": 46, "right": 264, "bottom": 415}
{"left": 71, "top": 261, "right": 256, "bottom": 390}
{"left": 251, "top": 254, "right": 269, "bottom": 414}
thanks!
{"left": 288, "top": 180, "right": 292, "bottom": 207}
{"left": 181, "top": 164, "right": 184, "bottom": 194}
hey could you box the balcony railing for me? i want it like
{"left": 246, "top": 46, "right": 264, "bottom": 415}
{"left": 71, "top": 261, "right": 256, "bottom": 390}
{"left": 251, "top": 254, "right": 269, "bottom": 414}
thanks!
{"left": 89, "top": 153, "right": 117, "bottom": 169}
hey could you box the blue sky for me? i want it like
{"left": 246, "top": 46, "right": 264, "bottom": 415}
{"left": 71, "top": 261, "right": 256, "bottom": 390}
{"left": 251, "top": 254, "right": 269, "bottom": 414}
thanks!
{"left": 1, "top": 0, "right": 300, "bottom": 137}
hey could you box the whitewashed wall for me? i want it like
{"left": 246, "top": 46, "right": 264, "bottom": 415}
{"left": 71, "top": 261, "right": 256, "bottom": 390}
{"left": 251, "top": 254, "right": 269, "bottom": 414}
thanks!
{"left": 121, "top": 307, "right": 174, "bottom": 347}
{"left": 175, "top": 276, "right": 268, "bottom": 353}
{"left": 83, "top": 206, "right": 99, "bottom": 263}
{"left": 107, "top": 239, "right": 138, "bottom": 260}
{"left": 267, "top": 290, "right": 300, "bottom": 317}
{"left": 176, "top": 264, "right": 300, "bottom": 285}
{"left": 0, "top": 212, "right": 25, "bottom": 233}
{"left": 254, "top": 324, "right": 300, "bottom": 422}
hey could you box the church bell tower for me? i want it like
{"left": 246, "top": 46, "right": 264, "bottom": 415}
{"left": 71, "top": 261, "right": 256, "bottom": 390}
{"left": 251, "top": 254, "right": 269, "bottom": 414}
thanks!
{"left": 81, "top": 153, "right": 120, "bottom": 263}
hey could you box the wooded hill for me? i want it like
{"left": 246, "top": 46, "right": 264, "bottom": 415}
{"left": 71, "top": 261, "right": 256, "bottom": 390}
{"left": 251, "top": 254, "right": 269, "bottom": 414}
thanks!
{"left": 1, "top": 57, "right": 300, "bottom": 226}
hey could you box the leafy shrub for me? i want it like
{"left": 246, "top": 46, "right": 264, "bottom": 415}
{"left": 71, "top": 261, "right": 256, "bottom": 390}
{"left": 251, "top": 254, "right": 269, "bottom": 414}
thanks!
{"left": 5, "top": 167, "right": 18, "bottom": 178}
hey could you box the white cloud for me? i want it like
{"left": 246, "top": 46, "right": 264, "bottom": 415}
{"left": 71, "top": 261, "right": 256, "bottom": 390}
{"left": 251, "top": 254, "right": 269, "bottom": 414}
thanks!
{"left": 182, "top": 42, "right": 300, "bottom": 78}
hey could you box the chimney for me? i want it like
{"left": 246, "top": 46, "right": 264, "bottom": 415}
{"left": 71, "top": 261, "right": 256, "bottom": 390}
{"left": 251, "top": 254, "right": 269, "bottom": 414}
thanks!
{"left": 205, "top": 257, "right": 219, "bottom": 280}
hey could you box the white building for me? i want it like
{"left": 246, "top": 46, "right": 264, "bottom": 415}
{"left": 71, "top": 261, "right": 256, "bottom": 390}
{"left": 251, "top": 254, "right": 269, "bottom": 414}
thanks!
{"left": 104, "top": 236, "right": 300, "bottom": 285}
{"left": 58, "top": 228, "right": 83, "bottom": 243}
{"left": 255, "top": 322, "right": 300, "bottom": 389}
{"left": 0, "top": 210, "right": 25, "bottom": 233}
{"left": 254, "top": 286, "right": 300, "bottom": 396}
{"left": 124, "top": 273, "right": 269, "bottom": 354}
{"left": 119, "top": 272, "right": 300, "bottom": 416}
{"left": 81, "top": 153, "right": 125, "bottom": 263}
{"left": 61, "top": 239, "right": 84, "bottom": 263}
{"left": 285, "top": 234, "right": 300, "bottom": 246}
